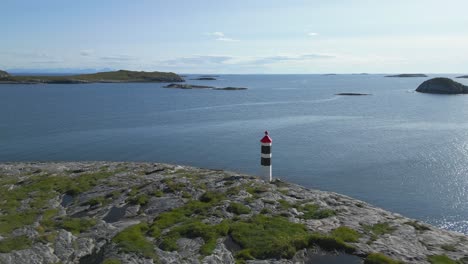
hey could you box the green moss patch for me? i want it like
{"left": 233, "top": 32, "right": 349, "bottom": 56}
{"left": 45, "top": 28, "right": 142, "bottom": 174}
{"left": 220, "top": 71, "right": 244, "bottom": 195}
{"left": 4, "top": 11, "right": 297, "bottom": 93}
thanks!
{"left": 227, "top": 202, "right": 251, "bottom": 215}
{"left": 160, "top": 220, "right": 229, "bottom": 255}
{"left": 128, "top": 194, "right": 149, "bottom": 206}
{"left": 103, "top": 259, "right": 122, "bottom": 264}
{"left": 364, "top": 253, "right": 404, "bottom": 264}
{"left": 0, "top": 171, "right": 114, "bottom": 235}
{"left": 427, "top": 255, "right": 460, "bottom": 264}
{"left": 404, "top": 221, "right": 430, "bottom": 231}
{"left": 230, "top": 215, "right": 310, "bottom": 260}
{"left": 299, "top": 204, "right": 335, "bottom": 219}
{"left": 58, "top": 217, "right": 96, "bottom": 235}
{"left": 331, "top": 226, "right": 361, "bottom": 243}
{"left": 363, "top": 222, "right": 396, "bottom": 243}
{"left": 0, "top": 235, "right": 32, "bottom": 253}
{"left": 308, "top": 233, "right": 355, "bottom": 253}
{"left": 112, "top": 223, "right": 156, "bottom": 259}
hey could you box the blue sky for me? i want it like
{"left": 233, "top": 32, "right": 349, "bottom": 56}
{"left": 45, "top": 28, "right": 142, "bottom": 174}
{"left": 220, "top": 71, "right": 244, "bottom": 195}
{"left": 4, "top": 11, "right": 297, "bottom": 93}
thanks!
{"left": 1, "top": 0, "right": 467, "bottom": 73}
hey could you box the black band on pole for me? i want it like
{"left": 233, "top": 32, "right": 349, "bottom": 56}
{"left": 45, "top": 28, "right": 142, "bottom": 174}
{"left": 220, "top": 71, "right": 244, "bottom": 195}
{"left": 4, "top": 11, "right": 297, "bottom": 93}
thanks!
{"left": 261, "top": 157, "right": 271, "bottom": 166}
{"left": 261, "top": 145, "right": 271, "bottom": 154}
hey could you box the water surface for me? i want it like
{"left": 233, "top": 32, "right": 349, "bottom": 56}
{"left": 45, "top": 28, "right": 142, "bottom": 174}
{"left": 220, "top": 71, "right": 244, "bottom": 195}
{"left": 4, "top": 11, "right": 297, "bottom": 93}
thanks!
{"left": 1, "top": 74, "right": 468, "bottom": 233}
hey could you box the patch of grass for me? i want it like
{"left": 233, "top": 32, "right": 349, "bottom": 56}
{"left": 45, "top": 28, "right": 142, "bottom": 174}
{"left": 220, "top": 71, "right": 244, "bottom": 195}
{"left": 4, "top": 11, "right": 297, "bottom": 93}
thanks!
{"left": 404, "top": 221, "right": 430, "bottom": 231}
{"left": 59, "top": 217, "right": 96, "bottom": 235}
{"left": 0, "top": 235, "right": 32, "bottom": 253}
{"left": 230, "top": 215, "right": 310, "bottom": 260}
{"left": 260, "top": 208, "right": 271, "bottom": 214}
{"left": 199, "top": 191, "right": 225, "bottom": 203}
{"left": 182, "top": 191, "right": 191, "bottom": 199}
{"left": 364, "top": 253, "right": 404, "bottom": 264}
{"left": 427, "top": 255, "right": 459, "bottom": 264}
{"left": 128, "top": 194, "right": 149, "bottom": 206}
{"left": 299, "top": 204, "right": 335, "bottom": 219}
{"left": 150, "top": 200, "right": 218, "bottom": 238}
{"left": 153, "top": 190, "right": 163, "bottom": 197}
{"left": 245, "top": 185, "right": 269, "bottom": 195}
{"left": 105, "top": 190, "right": 122, "bottom": 199}
{"left": 278, "top": 199, "right": 295, "bottom": 210}
{"left": 84, "top": 196, "right": 107, "bottom": 206}
{"left": 103, "top": 259, "right": 122, "bottom": 264}
{"left": 363, "top": 222, "right": 396, "bottom": 243}
{"left": 160, "top": 220, "right": 229, "bottom": 255}
{"left": 0, "top": 211, "right": 38, "bottom": 235}
{"left": 226, "top": 186, "right": 241, "bottom": 196}
{"left": 162, "top": 179, "right": 186, "bottom": 193}
{"left": 112, "top": 223, "right": 156, "bottom": 259}
{"left": 331, "top": 226, "right": 361, "bottom": 243}
{"left": 65, "top": 171, "right": 114, "bottom": 196}
{"left": 308, "top": 233, "right": 355, "bottom": 253}
{"left": 227, "top": 203, "right": 251, "bottom": 215}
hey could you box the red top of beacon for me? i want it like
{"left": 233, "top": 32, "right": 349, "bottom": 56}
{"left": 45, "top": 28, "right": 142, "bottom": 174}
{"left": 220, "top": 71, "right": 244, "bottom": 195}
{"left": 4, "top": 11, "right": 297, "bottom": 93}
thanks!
{"left": 260, "top": 131, "right": 272, "bottom": 143}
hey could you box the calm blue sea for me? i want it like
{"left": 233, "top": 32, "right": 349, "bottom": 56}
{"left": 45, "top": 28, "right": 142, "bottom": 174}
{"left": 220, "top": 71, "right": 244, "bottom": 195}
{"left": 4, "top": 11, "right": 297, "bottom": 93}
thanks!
{"left": 1, "top": 74, "right": 468, "bottom": 234}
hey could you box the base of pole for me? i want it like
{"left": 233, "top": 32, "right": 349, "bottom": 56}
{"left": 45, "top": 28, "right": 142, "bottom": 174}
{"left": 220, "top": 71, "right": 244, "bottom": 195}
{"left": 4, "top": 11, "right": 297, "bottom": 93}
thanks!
{"left": 262, "top": 166, "right": 272, "bottom": 182}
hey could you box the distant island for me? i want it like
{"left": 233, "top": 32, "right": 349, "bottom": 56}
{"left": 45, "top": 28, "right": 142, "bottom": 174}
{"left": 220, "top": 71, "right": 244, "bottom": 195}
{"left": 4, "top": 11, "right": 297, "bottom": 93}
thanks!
{"left": 416, "top": 77, "right": 468, "bottom": 94}
{"left": 385, "top": 74, "right": 427, "bottom": 77}
{"left": 457, "top": 75, "right": 468, "bottom": 78}
{"left": 0, "top": 69, "right": 184, "bottom": 84}
{"left": 190, "top": 77, "right": 217, "bottom": 80}
{"left": 164, "top": 83, "right": 247, "bottom": 90}
{"left": 336, "top": 93, "right": 371, "bottom": 96}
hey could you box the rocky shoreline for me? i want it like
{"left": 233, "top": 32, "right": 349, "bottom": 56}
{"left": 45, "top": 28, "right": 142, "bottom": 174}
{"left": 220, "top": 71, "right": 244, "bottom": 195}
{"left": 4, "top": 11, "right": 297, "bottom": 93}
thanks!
{"left": 0, "top": 162, "right": 467, "bottom": 264}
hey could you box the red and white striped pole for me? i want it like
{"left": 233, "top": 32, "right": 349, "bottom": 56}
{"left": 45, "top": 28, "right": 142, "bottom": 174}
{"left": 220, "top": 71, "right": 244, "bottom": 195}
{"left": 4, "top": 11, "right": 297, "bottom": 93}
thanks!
{"left": 260, "top": 131, "right": 272, "bottom": 182}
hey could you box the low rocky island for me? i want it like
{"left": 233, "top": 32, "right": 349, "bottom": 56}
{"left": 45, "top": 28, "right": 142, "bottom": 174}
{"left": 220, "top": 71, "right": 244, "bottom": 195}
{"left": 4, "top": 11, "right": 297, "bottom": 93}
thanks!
{"left": 336, "top": 93, "right": 371, "bottom": 96}
{"left": 164, "top": 83, "right": 247, "bottom": 91}
{"left": 0, "top": 162, "right": 467, "bottom": 264}
{"left": 416, "top": 78, "right": 468, "bottom": 94}
{"left": 0, "top": 70, "right": 184, "bottom": 84}
{"left": 385, "top": 74, "right": 428, "bottom": 78}
{"left": 191, "top": 77, "right": 217, "bottom": 81}
{"left": 457, "top": 75, "right": 468, "bottom": 78}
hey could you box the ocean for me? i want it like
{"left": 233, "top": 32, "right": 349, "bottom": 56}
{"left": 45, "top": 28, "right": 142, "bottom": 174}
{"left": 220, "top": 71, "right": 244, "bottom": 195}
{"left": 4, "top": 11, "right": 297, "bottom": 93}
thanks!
{"left": 1, "top": 74, "right": 468, "bottom": 234}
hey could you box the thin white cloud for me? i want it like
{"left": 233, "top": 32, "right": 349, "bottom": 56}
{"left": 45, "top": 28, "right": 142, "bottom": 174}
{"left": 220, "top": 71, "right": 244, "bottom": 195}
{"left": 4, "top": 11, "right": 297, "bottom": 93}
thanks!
{"left": 307, "top": 32, "right": 319, "bottom": 36}
{"left": 206, "top": 32, "right": 240, "bottom": 42}
{"left": 80, "top": 49, "right": 94, "bottom": 56}
{"left": 99, "top": 55, "right": 136, "bottom": 61}
{"left": 158, "top": 53, "right": 334, "bottom": 68}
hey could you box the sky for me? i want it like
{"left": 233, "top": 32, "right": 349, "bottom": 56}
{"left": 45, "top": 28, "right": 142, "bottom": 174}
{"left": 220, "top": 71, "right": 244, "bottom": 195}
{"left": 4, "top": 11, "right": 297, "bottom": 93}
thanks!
{"left": 1, "top": 0, "right": 468, "bottom": 74}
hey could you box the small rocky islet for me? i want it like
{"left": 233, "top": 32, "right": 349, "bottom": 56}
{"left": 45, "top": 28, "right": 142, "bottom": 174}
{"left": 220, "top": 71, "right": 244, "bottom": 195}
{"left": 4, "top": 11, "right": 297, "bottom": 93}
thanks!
{"left": 164, "top": 83, "right": 247, "bottom": 91}
{"left": 0, "top": 162, "right": 467, "bottom": 264}
{"left": 416, "top": 78, "right": 468, "bottom": 94}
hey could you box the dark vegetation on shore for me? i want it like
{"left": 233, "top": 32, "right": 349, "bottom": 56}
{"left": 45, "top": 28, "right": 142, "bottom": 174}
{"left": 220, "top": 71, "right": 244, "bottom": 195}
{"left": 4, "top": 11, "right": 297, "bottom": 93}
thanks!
{"left": 0, "top": 69, "right": 184, "bottom": 84}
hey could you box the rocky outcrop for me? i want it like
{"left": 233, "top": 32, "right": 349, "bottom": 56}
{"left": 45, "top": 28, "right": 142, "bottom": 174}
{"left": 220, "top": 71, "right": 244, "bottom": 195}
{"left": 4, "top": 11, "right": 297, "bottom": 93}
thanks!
{"left": 0, "top": 162, "right": 467, "bottom": 264}
{"left": 164, "top": 84, "right": 247, "bottom": 91}
{"left": 385, "top": 74, "right": 427, "bottom": 77}
{"left": 0, "top": 70, "right": 10, "bottom": 78}
{"left": 457, "top": 75, "right": 468, "bottom": 78}
{"left": 416, "top": 78, "right": 468, "bottom": 94}
{"left": 164, "top": 84, "right": 214, "bottom": 89}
